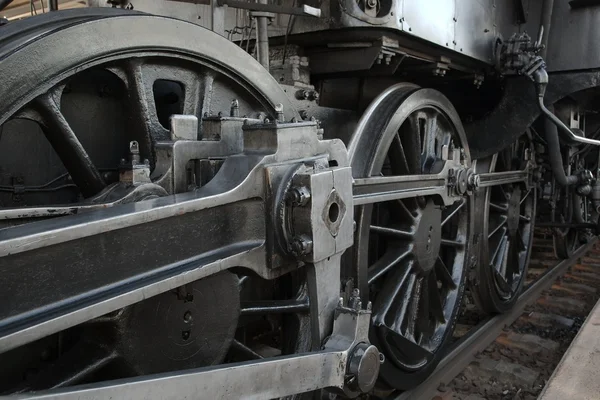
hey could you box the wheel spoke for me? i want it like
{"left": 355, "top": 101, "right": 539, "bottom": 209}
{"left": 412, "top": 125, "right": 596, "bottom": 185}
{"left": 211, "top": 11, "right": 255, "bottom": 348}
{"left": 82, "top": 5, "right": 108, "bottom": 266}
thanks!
{"left": 389, "top": 132, "right": 412, "bottom": 175}
{"left": 123, "top": 60, "right": 163, "bottom": 155}
{"left": 231, "top": 339, "right": 264, "bottom": 360}
{"left": 520, "top": 189, "right": 532, "bottom": 205}
{"left": 370, "top": 225, "right": 414, "bottom": 240}
{"left": 441, "top": 199, "right": 465, "bottom": 227}
{"left": 428, "top": 272, "right": 446, "bottom": 323}
{"left": 14, "top": 339, "right": 117, "bottom": 391}
{"left": 491, "top": 233, "right": 509, "bottom": 273}
{"left": 421, "top": 113, "right": 438, "bottom": 155}
{"left": 372, "top": 261, "right": 413, "bottom": 320}
{"left": 489, "top": 202, "right": 508, "bottom": 213}
{"left": 405, "top": 277, "right": 424, "bottom": 338}
{"left": 506, "top": 238, "right": 521, "bottom": 280}
{"left": 33, "top": 92, "right": 105, "bottom": 197}
{"left": 494, "top": 269, "right": 512, "bottom": 293}
{"left": 391, "top": 273, "right": 417, "bottom": 332}
{"left": 519, "top": 214, "right": 531, "bottom": 223}
{"left": 499, "top": 185, "right": 509, "bottom": 200}
{"left": 490, "top": 228, "right": 508, "bottom": 266}
{"left": 417, "top": 277, "right": 431, "bottom": 335}
{"left": 488, "top": 215, "right": 507, "bottom": 238}
{"left": 516, "top": 227, "right": 527, "bottom": 251}
{"left": 441, "top": 238, "right": 465, "bottom": 248}
{"left": 395, "top": 199, "right": 417, "bottom": 222}
{"left": 197, "top": 72, "right": 215, "bottom": 138}
{"left": 368, "top": 245, "right": 412, "bottom": 284}
{"left": 499, "top": 237, "right": 510, "bottom": 276}
{"left": 399, "top": 116, "right": 421, "bottom": 173}
{"left": 435, "top": 256, "right": 457, "bottom": 289}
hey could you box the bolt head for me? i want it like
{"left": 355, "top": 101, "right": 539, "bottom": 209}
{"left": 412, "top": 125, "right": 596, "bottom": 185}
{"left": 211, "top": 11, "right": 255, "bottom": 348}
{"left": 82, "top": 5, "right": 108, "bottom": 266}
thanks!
{"left": 129, "top": 141, "right": 139, "bottom": 153}
{"left": 290, "top": 236, "right": 313, "bottom": 256}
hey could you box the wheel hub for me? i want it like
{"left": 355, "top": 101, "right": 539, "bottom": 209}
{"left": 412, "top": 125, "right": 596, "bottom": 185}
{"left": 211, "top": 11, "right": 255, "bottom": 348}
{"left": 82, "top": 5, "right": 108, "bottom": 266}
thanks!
{"left": 413, "top": 200, "right": 442, "bottom": 274}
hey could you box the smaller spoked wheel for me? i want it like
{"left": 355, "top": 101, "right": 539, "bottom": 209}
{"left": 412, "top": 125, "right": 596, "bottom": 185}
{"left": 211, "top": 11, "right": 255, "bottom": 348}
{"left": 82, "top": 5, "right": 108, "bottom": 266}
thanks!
{"left": 551, "top": 147, "right": 588, "bottom": 258}
{"left": 472, "top": 137, "right": 536, "bottom": 314}
{"left": 350, "top": 85, "right": 473, "bottom": 390}
{"left": 552, "top": 182, "right": 585, "bottom": 260}
{"left": 553, "top": 186, "right": 579, "bottom": 259}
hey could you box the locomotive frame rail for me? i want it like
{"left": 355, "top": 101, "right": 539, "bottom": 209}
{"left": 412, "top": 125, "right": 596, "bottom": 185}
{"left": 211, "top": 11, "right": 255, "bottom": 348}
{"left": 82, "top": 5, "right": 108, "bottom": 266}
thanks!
{"left": 394, "top": 239, "right": 598, "bottom": 400}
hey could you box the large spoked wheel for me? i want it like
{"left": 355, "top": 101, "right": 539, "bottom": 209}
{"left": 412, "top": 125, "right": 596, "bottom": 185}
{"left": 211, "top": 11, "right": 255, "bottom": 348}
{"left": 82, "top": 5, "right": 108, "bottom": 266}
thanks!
{"left": 350, "top": 85, "right": 473, "bottom": 390}
{"left": 472, "top": 137, "right": 536, "bottom": 314}
{"left": 0, "top": 10, "right": 309, "bottom": 393}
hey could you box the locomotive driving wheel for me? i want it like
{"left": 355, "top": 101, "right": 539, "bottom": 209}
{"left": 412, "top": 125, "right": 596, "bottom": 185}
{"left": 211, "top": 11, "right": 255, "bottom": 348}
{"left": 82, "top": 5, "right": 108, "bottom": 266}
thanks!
{"left": 349, "top": 85, "right": 473, "bottom": 390}
{"left": 552, "top": 151, "right": 583, "bottom": 259}
{"left": 472, "top": 136, "right": 536, "bottom": 313}
{"left": 0, "top": 9, "right": 312, "bottom": 393}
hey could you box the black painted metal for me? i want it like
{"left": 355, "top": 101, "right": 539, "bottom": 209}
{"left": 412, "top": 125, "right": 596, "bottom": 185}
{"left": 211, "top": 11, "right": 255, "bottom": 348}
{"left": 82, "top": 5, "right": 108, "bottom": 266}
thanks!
{"left": 472, "top": 138, "right": 537, "bottom": 313}
{"left": 0, "top": 201, "right": 263, "bottom": 340}
{"left": 349, "top": 85, "right": 472, "bottom": 390}
{"left": 395, "top": 239, "right": 597, "bottom": 400}
{"left": 466, "top": 71, "right": 600, "bottom": 159}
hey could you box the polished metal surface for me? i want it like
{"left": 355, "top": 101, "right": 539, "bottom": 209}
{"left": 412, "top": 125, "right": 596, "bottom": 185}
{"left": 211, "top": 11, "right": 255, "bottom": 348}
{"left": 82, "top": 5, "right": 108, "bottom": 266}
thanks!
{"left": 20, "top": 352, "right": 346, "bottom": 400}
{"left": 13, "top": 293, "right": 376, "bottom": 400}
{"left": 476, "top": 169, "right": 530, "bottom": 188}
{"left": 0, "top": 121, "right": 352, "bottom": 355}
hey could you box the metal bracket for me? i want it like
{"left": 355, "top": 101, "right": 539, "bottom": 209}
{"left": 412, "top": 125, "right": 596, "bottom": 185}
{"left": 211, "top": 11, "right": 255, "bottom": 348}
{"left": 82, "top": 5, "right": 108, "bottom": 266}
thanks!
{"left": 217, "top": 0, "right": 321, "bottom": 17}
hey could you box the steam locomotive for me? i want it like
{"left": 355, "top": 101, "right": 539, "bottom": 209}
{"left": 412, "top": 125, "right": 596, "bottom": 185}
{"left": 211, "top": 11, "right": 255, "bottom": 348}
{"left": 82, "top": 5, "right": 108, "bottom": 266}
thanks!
{"left": 0, "top": 0, "right": 597, "bottom": 397}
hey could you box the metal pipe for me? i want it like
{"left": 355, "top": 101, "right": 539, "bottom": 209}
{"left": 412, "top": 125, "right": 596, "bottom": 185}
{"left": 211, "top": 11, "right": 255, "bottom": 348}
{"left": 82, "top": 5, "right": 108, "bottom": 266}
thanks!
{"left": 539, "top": 0, "right": 554, "bottom": 59}
{"left": 255, "top": 0, "right": 269, "bottom": 69}
{"left": 538, "top": 96, "right": 600, "bottom": 146}
{"left": 543, "top": 106, "right": 579, "bottom": 186}
{"left": 49, "top": 0, "right": 58, "bottom": 11}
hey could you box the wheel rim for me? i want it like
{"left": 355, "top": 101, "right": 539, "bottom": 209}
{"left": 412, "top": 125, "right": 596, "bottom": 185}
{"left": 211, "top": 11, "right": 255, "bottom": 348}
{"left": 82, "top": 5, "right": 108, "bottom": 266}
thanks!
{"left": 482, "top": 140, "right": 535, "bottom": 302}
{"left": 0, "top": 12, "right": 296, "bottom": 206}
{"left": 350, "top": 85, "right": 471, "bottom": 387}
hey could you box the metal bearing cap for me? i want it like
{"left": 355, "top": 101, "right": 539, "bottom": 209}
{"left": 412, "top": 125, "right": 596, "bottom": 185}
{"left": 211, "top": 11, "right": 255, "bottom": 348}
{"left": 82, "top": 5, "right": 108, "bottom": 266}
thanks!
{"left": 346, "top": 342, "right": 382, "bottom": 393}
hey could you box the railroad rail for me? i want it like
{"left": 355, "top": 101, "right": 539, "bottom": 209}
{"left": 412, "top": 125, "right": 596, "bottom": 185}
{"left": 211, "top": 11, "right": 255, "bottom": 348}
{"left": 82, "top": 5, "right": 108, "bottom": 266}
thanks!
{"left": 395, "top": 235, "right": 600, "bottom": 400}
